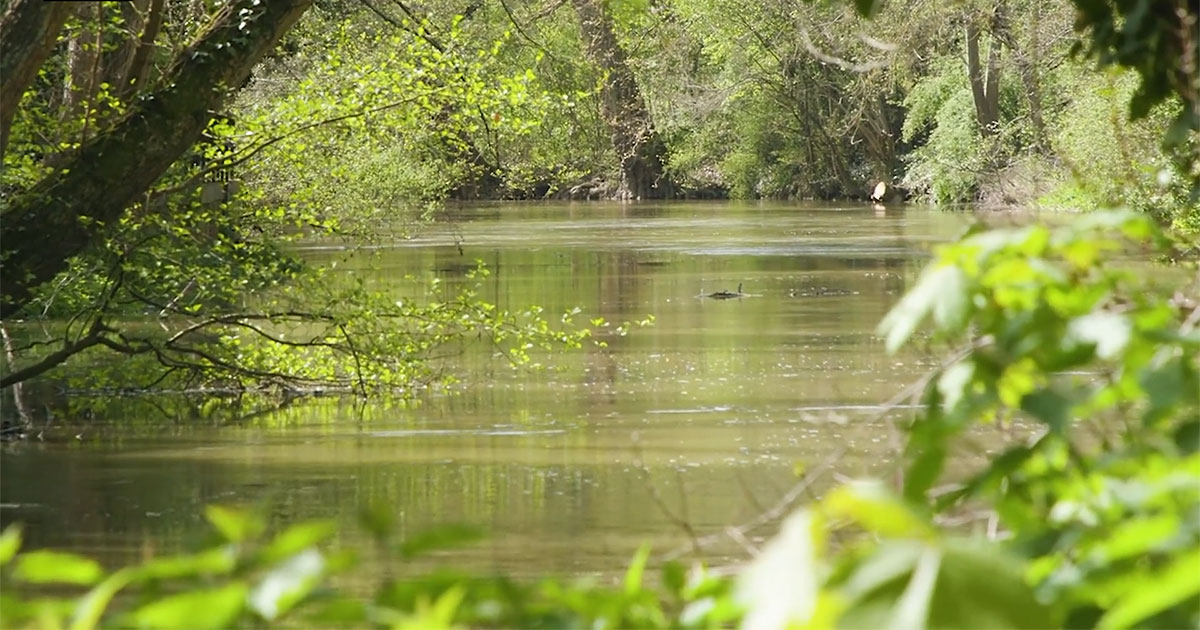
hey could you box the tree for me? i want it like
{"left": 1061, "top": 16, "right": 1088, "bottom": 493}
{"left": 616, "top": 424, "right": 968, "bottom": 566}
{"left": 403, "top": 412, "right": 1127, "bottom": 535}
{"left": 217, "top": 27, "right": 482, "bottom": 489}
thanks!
{"left": 1, "top": 0, "right": 314, "bottom": 318}
{"left": 0, "top": 0, "right": 73, "bottom": 158}
{"left": 965, "top": 3, "right": 1003, "bottom": 137}
{"left": 112, "top": 0, "right": 169, "bottom": 103}
{"left": 570, "top": 0, "right": 670, "bottom": 199}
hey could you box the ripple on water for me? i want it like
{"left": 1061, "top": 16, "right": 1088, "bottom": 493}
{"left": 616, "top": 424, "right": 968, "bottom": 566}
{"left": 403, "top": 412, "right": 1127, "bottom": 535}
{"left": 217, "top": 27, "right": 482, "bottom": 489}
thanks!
{"left": 645, "top": 406, "right": 734, "bottom": 414}
{"left": 366, "top": 429, "right": 567, "bottom": 438}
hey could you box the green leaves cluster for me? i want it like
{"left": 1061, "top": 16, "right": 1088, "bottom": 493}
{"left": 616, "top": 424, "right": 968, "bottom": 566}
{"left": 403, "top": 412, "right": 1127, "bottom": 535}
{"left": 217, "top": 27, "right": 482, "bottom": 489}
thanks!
{"left": 871, "top": 209, "right": 1200, "bottom": 628}
{"left": 0, "top": 485, "right": 1056, "bottom": 630}
{"left": 713, "top": 209, "right": 1198, "bottom": 630}
{"left": 0, "top": 504, "right": 739, "bottom": 630}
{"left": 738, "top": 481, "right": 1052, "bottom": 630}
{"left": 236, "top": 7, "right": 589, "bottom": 211}
{"left": 0, "top": 507, "right": 342, "bottom": 630}
{"left": 1070, "top": 0, "right": 1200, "bottom": 154}
{"left": 40, "top": 259, "right": 597, "bottom": 395}
{"left": 197, "top": 264, "right": 596, "bottom": 394}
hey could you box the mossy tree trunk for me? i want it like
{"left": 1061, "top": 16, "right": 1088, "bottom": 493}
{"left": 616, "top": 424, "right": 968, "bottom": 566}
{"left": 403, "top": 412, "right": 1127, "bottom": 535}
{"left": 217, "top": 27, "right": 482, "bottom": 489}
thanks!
{"left": 0, "top": 0, "right": 314, "bottom": 318}
{"left": 571, "top": 0, "right": 669, "bottom": 200}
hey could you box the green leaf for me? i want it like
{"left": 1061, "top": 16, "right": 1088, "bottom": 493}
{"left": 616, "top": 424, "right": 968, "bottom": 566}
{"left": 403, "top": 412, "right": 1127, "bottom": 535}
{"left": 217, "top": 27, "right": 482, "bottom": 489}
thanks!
{"left": 825, "top": 481, "right": 934, "bottom": 539}
{"left": 205, "top": 505, "right": 264, "bottom": 543}
{"left": 836, "top": 541, "right": 921, "bottom": 601}
{"left": 70, "top": 568, "right": 135, "bottom": 630}
{"left": 624, "top": 544, "right": 650, "bottom": 596}
{"left": 937, "top": 362, "right": 974, "bottom": 411}
{"left": 890, "top": 547, "right": 941, "bottom": 630}
{"left": 429, "top": 585, "right": 466, "bottom": 626}
{"left": 879, "top": 265, "right": 959, "bottom": 353}
{"left": 133, "top": 546, "right": 237, "bottom": 580}
{"left": 1020, "top": 388, "right": 1072, "bottom": 432}
{"left": 1142, "top": 356, "right": 1190, "bottom": 425}
{"left": 931, "top": 266, "right": 969, "bottom": 333}
{"left": 1098, "top": 548, "right": 1200, "bottom": 629}
{"left": 854, "top": 0, "right": 880, "bottom": 17}
{"left": 259, "top": 519, "right": 336, "bottom": 565}
{"left": 1174, "top": 420, "right": 1199, "bottom": 455}
{"left": 13, "top": 550, "right": 104, "bottom": 585}
{"left": 931, "top": 541, "right": 1050, "bottom": 629}
{"left": 0, "top": 524, "right": 23, "bottom": 566}
{"left": 249, "top": 548, "right": 325, "bottom": 621}
{"left": 1090, "top": 514, "right": 1180, "bottom": 564}
{"left": 2, "top": 594, "right": 75, "bottom": 628}
{"left": 904, "top": 444, "right": 946, "bottom": 502}
{"left": 839, "top": 539, "right": 1050, "bottom": 629}
{"left": 128, "top": 582, "right": 247, "bottom": 629}
{"left": 305, "top": 598, "right": 368, "bottom": 625}
{"left": 662, "top": 560, "right": 687, "bottom": 596}
{"left": 737, "top": 510, "right": 821, "bottom": 628}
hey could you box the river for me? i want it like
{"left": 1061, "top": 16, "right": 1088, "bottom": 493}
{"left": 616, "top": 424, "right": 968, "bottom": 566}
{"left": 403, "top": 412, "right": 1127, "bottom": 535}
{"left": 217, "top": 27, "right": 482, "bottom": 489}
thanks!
{"left": 0, "top": 201, "right": 968, "bottom": 578}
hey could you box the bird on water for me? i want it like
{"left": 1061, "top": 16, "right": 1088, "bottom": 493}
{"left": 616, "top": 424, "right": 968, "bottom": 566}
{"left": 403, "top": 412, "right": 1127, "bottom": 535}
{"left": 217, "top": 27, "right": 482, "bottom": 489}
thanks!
{"left": 706, "top": 282, "right": 744, "bottom": 299}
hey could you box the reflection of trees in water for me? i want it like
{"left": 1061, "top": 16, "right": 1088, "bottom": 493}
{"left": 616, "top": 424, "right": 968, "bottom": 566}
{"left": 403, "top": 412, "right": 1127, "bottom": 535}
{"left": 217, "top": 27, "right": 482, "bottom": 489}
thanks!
{"left": 0, "top": 388, "right": 334, "bottom": 438}
{"left": 5, "top": 441, "right": 809, "bottom": 577}
{"left": 580, "top": 247, "right": 643, "bottom": 406}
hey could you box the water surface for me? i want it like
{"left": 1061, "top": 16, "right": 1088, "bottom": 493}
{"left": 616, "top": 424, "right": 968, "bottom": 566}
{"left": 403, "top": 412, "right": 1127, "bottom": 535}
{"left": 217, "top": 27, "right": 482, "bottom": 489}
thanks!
{"left": 1, "top": 201, "right": 970, "bottom": 577}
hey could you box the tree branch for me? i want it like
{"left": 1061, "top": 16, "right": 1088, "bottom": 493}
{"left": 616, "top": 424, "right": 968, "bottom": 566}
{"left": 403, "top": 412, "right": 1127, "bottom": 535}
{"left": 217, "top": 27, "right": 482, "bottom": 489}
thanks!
{"left": 0, "top": 319, "right": 115, "bottom": 389}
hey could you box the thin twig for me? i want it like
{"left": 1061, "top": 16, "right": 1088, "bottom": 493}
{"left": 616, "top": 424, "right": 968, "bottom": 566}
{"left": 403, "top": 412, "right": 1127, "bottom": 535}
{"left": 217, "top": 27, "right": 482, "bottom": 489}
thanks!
{"left": 339, "top": 322, "right": 368, "bottom": 397}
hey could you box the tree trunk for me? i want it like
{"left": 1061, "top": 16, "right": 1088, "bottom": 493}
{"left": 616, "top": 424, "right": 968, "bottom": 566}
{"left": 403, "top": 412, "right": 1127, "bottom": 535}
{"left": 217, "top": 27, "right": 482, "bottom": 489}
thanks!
{"left": 1015, "top": 2, "right": 1048, "bottom": 150}
{"left": 122, "top": 0, "right": 168, "bottom": 99}
{"left": 105, "top": 0, "right": 147, "bottom": 91}
{"left": 1, "top": 0, "right": 314, "bottom": 319}
{"left": 570, "top": 0, "right": 669, "bottom": 200}
{"left": 966, "top": 13, "right": 1001, "bottom": 136}
{"left": 105, "top": 0, "right": 167, "bottom": 101}
{"left": 63, "top": 4, "right": 104, "bottom": 118}
{"left": 0, "top": 0, "right": 73, "bottom": 159}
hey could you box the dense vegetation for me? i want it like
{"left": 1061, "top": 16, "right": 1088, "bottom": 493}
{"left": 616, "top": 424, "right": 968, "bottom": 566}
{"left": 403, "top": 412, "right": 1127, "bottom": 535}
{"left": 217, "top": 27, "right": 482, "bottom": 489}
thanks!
{"left": 0, "top": 0, "right": 1197, "bottom": 628}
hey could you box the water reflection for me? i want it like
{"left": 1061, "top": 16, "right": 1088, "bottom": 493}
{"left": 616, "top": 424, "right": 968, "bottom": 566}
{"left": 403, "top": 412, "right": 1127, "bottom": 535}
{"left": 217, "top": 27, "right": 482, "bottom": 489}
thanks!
{"left": 1, "top": 202, "right": 967, "bottom": 577}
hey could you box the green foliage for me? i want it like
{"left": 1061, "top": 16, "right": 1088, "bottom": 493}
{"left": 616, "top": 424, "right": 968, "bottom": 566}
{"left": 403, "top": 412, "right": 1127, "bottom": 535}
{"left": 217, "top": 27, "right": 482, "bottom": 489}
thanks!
{"left": 36, "top": 259, "right": 598, "bottom": 394}
{"left": 237, "top": 7, "right": 605, "bottom": 206}
{"left": 737, "top": 482, "right": 1052, "bottom": 630}
{"left": 875, "top": 209, "right": 1200, "bottom": 628}
{"left": 658, "top": 0, "right": 900, "bottom": 199}
{"left": 903, "top": 85, "right": 987, "bottom": 204}
{"left": 0, "top": 506, "right": 740, "bottom": 630}
{"left": 1070, "top": 0, "right": 1199, "bottom": 153}
{"left": 899, "top": 47, "right": 1031, "bottom": 204}
{"left": 1043, "top": 67, "right": 1196, "bottom": 229}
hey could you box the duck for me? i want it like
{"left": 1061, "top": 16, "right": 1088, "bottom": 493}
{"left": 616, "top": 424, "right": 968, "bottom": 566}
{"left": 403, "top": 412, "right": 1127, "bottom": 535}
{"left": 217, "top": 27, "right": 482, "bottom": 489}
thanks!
{"left": 707, "top": 282, "right": 744, "bottom": 299}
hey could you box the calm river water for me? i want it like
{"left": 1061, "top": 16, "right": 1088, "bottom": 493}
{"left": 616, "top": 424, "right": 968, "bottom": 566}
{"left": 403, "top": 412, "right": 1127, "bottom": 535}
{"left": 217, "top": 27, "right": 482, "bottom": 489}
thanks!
{"left": 1, "top": 201, "right": 968, "bottom": 578}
